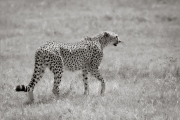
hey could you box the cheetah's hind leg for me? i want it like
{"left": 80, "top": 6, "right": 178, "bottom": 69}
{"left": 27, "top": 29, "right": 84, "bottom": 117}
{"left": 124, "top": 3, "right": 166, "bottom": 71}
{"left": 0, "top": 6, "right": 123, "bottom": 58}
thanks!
{"left": 48, "top": 53, "right": 63, "bottom": 98}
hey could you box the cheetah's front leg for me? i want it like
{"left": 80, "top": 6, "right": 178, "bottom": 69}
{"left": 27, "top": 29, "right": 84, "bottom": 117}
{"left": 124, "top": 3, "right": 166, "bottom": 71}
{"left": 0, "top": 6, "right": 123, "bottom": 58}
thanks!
{"left": 90, "top": 69, "right": 105, "bottom": 95}
{"left": 82, "top": 70, "right": 89, "bottom": 95}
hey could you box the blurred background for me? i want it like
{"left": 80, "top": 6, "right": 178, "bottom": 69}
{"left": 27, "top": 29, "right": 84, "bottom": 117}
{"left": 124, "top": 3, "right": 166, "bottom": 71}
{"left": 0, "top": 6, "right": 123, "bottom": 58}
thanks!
{"left": 0, "top": 0, "right": 180, "bottom": 119}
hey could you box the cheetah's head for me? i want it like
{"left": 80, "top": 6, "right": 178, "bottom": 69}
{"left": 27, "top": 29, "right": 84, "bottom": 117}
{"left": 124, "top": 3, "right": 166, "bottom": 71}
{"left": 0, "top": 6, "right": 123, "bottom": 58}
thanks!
{"left": 103, "top": 31, "right": 121, "bottom": 46}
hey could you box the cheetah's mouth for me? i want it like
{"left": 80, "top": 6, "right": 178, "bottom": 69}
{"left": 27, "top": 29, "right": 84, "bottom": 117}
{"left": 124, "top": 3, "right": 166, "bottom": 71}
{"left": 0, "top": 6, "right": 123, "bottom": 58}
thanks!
{"left": 113, "top": 40, "right": 121, "bottom": 46}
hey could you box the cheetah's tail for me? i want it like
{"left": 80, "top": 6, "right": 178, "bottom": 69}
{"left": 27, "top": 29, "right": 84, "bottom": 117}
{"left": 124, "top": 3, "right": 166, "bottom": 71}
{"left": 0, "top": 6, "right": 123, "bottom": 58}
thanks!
{"left": 15, "top": 85, "right": 28, "bottom": 92}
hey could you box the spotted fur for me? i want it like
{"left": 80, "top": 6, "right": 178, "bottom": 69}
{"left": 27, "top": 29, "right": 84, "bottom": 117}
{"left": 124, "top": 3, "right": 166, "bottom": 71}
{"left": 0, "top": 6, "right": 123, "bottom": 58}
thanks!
{"left": 15, "top": 31, "right": 121, "bottom": 103}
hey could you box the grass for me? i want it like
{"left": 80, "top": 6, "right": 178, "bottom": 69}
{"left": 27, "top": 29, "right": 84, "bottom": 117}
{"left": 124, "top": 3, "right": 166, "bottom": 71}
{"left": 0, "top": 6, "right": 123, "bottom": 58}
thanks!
{"left": 0, "top": 0, "right": 180, "bottom": 119}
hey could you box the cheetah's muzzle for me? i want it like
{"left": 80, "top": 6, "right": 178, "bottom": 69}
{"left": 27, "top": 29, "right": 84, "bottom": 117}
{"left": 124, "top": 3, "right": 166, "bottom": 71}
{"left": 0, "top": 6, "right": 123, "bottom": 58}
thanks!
{"left": 113, "top": 40, "right": 121, "bottom": 46}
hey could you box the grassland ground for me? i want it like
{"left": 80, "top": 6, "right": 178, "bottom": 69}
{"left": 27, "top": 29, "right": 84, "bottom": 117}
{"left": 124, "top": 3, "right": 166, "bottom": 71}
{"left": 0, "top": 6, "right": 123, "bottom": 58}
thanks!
{"left": 0, "top": 0, "right": 180, "bottom": 119}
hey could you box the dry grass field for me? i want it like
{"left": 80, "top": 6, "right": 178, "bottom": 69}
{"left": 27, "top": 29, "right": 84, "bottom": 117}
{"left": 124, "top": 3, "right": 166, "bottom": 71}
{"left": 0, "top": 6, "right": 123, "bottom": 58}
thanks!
{"left": 0, "top": 0, "right": 180, "bottom": 119}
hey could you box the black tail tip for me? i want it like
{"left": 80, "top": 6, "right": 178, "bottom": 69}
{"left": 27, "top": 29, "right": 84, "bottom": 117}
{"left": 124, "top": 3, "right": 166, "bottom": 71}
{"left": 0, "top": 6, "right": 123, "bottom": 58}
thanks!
{"left": 15, "top": 85, "right": 26, "bottom": 92}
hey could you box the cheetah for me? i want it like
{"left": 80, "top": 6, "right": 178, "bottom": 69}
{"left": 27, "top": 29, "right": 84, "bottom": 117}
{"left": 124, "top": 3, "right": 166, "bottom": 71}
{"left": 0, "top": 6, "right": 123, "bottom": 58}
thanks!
{"left": 15, "top": 31, "right": 121, "bottom": 103}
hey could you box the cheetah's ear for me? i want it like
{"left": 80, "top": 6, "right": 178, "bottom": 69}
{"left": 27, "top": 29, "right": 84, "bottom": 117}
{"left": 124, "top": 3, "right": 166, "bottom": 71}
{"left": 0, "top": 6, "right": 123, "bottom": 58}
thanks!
{"left": 104, "top": 32, "right": 109, "bottom": 37}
